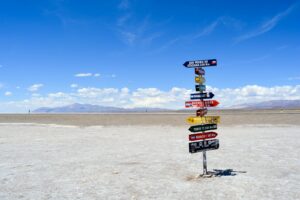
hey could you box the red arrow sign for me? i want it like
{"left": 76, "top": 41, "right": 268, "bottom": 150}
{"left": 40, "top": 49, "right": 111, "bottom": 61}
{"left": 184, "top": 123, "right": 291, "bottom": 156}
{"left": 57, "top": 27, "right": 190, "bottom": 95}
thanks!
{"left": 189, "top": 132, "right": 218, "bottom": 141}
{"left": 185, "top": 100, "right": 219, "bottom": 108}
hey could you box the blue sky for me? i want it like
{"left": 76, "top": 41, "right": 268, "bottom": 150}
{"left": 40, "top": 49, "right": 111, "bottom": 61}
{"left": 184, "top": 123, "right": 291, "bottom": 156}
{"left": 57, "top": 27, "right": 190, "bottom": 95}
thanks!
{"left": 0, "top": 0, "right": 300, "bottom": 112}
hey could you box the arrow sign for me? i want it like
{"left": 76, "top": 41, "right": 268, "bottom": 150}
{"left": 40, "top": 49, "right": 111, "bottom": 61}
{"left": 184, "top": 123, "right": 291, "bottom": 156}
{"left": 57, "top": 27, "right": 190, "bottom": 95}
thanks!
{"left": 186, "top": 116, "right": 220, "bottom": 124}
{"left": 189, "top": 132, "right": 218, "bottom": 141}
{"left": 195, "top": 76, "right": 205, "bottom": 84}
{"left": 195, "top": 85, "right": 206, "bottom": 92}
{"left": 190, "top": 92, "right": 214, "bottom": 100}
{"left": 185, "top": 100, "right": 219, "bottom": 108}
{"left": 195, "top": 68, "right": 205, "bottom": 75}
{"left": 189, "top": 124, "right": 218, "bottom": 132}
{"left": 196, "top": 108, "right": 207, "bottom": 117}
{"left": 184, "top": 59, "right": 217, "bottom": 68}
{"left": 189, "top": 139, "right": 219, "bottom": 153}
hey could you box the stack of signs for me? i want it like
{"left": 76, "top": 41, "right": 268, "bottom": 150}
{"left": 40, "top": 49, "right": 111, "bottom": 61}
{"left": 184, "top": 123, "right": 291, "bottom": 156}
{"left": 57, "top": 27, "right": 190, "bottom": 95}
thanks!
{"left": 183, "top": 59, "right": 220, "bottom": 174}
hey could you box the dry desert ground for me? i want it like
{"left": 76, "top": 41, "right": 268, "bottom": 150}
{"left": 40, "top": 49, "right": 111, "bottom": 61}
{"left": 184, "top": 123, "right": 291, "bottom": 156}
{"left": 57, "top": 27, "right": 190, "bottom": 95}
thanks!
{"left": 0, "top": 110, "right": 299, "bottom": 199}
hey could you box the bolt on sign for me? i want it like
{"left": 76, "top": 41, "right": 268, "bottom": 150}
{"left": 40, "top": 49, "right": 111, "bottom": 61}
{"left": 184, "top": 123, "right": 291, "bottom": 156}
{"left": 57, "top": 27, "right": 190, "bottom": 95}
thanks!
{"left": 183, "top": 58, "right": 220, "bottom": 177}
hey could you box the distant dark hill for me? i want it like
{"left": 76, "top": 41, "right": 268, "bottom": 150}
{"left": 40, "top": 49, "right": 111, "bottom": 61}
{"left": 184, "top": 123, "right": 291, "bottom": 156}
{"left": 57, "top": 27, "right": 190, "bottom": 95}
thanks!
{"left": 232, "top": 100, "right": 300, "bottom": 109}
{"left": 33, "top": 103, "right": 171, "bottom": 113}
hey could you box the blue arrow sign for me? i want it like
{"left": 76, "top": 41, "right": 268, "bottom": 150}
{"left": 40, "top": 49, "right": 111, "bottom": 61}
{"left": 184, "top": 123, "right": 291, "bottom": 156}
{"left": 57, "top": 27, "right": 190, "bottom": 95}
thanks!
{"left": 190, "top": 92, "right": 214, "bottom": 100}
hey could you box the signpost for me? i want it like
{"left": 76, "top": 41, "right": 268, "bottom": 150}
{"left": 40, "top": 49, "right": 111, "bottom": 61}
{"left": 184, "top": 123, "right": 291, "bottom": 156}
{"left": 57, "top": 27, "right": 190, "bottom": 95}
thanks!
{"left": 183, "top": 58, "right": 220, "bottom": 177}
{"left": 196, "top": 108, "right": 208, "bottom": 117}
{"left": 187, "top": 116, "right": 220, "bottom": 124}
{"left": 183, "top": 59, "right": 217, "bottom": 68}
{"left": 190, "top": 92, "right": 214, "bottom": 100}
{"left": 185, "top": 100, "right": 219, "bottom": 108}
{"left": 189, "top": 132, "right": 218, "bottom": 141}
{"left": 189, "top": 139, "right": 219, "bottom": 153}
{"left": 195, "top": 85, "right": 206, "bottom": 92}
{"left": 195, "top": 76, "right": 205, "bottom": 84}
{"left": 195, "top": 68, "right": 205, "bottom": 75}
{"left": 188, "top": 124, "right": 217, "bottom": 132}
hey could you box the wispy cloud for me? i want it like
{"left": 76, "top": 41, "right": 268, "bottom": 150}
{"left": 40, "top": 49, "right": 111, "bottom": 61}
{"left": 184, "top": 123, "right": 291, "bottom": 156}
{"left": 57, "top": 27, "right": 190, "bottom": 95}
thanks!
{"left": 194, "top": 16, "right": 243, "bottom": 39}
{"left": 28, "top": 84, "right": 44, "bottom": 92}
{"left": 75, "top": 73, "right": 93, "bottom": 77}
{"left": 4, "top": 91, "right": 12, "bottom": 96}
{"left": 74, "top": 73, "right": 100, "bottom": 78}
{"left": 70, "top": 84, "right": 78, "bottom": 88}
{"left": 155, "top": 16, "right": 242, "bottom": 52}
{"left": 235, "top": 3, "right": 297, "bottom": 43}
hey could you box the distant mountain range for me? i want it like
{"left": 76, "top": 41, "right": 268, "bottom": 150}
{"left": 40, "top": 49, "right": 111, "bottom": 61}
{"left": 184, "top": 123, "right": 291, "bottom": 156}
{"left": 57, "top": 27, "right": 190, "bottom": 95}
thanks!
{"left": 231, "top": 100, "right": 300, "bottom": 109}
{"left": 33, "top": 103, "right": 171, "bottom": 113}
{"left": 33, "top": 100, "right": 300, "bottom": 113}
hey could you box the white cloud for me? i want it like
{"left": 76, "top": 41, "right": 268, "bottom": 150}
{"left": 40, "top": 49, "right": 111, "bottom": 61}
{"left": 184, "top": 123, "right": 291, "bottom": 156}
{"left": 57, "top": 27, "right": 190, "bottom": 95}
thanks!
{"left": 235, "top": 3, "right": 297, "bottom": 43}
{"left": 70, "top": 84, "right": 78, "bottom": 88}
{"left": 75, "top": 73, "right": 101, "bottom": 78}
{"left": 4, "top": 91, "right": 12, "bottom": 96}
{"left": 1, "top": 85, "right": 300, "bottom": 112}
{"left": 75, "top": 73, "right": 93, "bottom": 77}
{"left": 27, "top": 84, "right": 43, "bottom": 92}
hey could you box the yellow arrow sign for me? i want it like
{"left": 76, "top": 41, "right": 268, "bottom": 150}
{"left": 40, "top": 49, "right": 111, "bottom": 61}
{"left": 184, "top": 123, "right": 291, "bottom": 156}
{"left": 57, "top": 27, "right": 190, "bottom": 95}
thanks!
{"left": 195, "top": 76, "right": 206, "bottom": 84}
{"left": 186, "top": 116, "right": 220, "bottom": 124}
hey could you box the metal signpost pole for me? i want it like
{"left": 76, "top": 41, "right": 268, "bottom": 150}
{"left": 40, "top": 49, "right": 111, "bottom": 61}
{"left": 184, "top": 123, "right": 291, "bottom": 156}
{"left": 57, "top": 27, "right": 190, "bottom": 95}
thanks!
{"left": 203, "top": 150, "right": 207, "bottom": 175}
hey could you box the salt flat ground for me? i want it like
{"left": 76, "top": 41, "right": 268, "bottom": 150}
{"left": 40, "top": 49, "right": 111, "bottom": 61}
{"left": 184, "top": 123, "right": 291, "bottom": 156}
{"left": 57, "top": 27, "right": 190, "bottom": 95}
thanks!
{"left": 0, "top": 122, "right": 299, "bottom": 199}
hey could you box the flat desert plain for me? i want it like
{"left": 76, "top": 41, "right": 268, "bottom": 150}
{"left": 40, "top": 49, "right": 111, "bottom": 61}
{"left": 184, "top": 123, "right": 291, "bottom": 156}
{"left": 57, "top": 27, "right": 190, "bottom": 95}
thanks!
{"left": 0, "top": 110, "right": 299, "bottom": 200}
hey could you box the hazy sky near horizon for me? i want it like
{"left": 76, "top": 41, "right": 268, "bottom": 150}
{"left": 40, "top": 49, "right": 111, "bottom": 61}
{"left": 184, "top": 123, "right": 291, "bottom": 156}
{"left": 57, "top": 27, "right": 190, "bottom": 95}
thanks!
{"left": 0, "top": 0, "right": 300, "bottom": 112}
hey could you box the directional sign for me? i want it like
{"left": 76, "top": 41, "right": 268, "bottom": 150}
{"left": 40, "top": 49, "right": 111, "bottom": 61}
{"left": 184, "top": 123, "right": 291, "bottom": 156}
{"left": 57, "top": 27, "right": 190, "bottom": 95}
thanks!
{"left": 189, "top": 124, "right": 218, "bottom": 132}
{"left": 195, "top": 76, "right": 205, "bottom": 84}
{"left": 185, "top": 100, "right": 219, "bottom": 108}
{"left": 184, "top": 59, "right": 217, "bottom": 68}
{"left": 189, "top": 132, "right": 218, "bottom": 141}
{"left": 196, "top": 108, "right": 207, "bottom": 117}
{"left": 186, "top": 116, "right": 220, "bottom": 124}
{"left": 189, "top": 139, "right": 219, "bottom": 153}
{"left": 195, "top": 68, "right": 205, "bottom": 75}
{"left": 195, "top": 85, "right": 206, "bottom": 92}
{"left": 190, "top": 92, "right": 214, "bottom": 100}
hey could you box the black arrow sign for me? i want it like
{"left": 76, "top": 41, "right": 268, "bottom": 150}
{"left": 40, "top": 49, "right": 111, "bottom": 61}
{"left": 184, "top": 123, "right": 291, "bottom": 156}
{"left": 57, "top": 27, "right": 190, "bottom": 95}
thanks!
{"left": 183, "top": 59, "right": 217, "bottom": 68}
{"left": 189, "top": 124, "right": 217, "bottom": 132}
{"left": 190, "top": 92, "right": 214, "bottom": 100}
{"left": 189, "top": 139, "right": 219, "bottom": 153}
